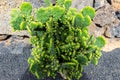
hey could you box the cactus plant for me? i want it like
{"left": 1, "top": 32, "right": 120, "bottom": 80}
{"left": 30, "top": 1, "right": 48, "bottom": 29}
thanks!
{"left": 10, "top": 0, "right": 106, "bottom": 80}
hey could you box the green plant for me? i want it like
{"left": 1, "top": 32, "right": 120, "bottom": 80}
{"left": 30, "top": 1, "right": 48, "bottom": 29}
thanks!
{"left": 10, "top": 0, "right": 106, "bottom": 80}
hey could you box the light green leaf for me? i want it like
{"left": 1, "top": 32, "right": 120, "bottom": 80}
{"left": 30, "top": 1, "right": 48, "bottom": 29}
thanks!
{"left": 52, "top": 6, "right": 65, "bottom": 21}
{"left": 30, "top": 21, "right": 39, "bottom": 30}
{"left": 67, "top": 8, "right": 77, "bottom": 15}
{"left": 83, "top": 15, "right": 92, "bottom": 27}
{"left": 20, "top": 2, "right": 32, "bottom": 16}
{"left": 80, "top": 6, "right": 95, "bottom": 19}
{"left": 10, "top": 9, "right": 20, "bottom": 21}
{"left": 20, "top": 21, "right": 27, "bottom": 30}
{"left": 36, "top": 7, "right": 50, "bottom": 23}
{"left": 28, "top": 57, "right": 34, "bottom": 64}
{"left": 92, "top": 58, "right": 98, "bottom": 65}
{"left": 62, "top": 62, "right": 76, "bottom": 67}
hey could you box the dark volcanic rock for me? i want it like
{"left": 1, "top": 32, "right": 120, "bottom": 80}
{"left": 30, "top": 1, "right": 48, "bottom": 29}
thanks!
{"left": 81, "top": 48, "right": 120, "bottom": 80}
{"left": 0, "top": 36, "right": 32, "bottom": 80}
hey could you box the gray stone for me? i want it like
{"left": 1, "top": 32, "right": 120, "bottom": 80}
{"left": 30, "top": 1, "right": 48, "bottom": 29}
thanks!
{"left": 81, "top": 49, "right": 120, "bottom": 80}
{"left": 71, "top": 0, "right": 93, "bottom": 11}
{"left": 114, "top": 24, "right": 120, "bottom": 37}
{"left": 93, "top": 3, "right": 120, "bottom": 38}
{"left": 93, "top": 4, "right": 117, "bottom": 27}
{"left": 0, "top": 36, "right": 32, "bottom": 80}
{"left": 94, "top": 0, "right": 107, "bottom": 9}
{"left": 103, "top": 19, "right": 120, "bottom": 38}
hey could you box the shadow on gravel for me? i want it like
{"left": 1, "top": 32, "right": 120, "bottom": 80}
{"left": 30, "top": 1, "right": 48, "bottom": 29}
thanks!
{"left": 20, "top": 48, "right": 120, "bottom": 80}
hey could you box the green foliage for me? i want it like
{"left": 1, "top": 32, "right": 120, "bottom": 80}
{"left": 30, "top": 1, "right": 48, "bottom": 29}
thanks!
{"left": 95, "top": 36, "right": 106, "bottom": 48}
{"left": 10, "top": 1, "right": 106, "bottom": 80}
{"left": 36, "top": 7, "right": 50, "bottom": 23}
{"left": 20, "top": 2, "right": 32, "bottom": 16}
{"left": 10, "top": 2, "right": 32, "bottom": 31}
{"left": 80, "top": 6, "right": 96, "bottom": 19}
{"left": 64, "top": 0, "right": 72, "bottom": 9}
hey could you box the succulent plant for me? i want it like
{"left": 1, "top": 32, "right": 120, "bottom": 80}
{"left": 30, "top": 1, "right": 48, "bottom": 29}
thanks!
{"left": 10, "top": 0, "right": 106, "bottom": 80}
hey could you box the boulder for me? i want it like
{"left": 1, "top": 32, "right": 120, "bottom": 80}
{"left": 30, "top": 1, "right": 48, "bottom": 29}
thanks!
{"left": 93, "top": 0, "right": 107, "bottom": 10}
{"left": 93, "top": 4, "right": 120, "bottom": 38}
{"left": 0, "top": 36, "right": 32, "bottom": 80}
{"left": 93, "top": 4, "right": 117, "bottom": 26}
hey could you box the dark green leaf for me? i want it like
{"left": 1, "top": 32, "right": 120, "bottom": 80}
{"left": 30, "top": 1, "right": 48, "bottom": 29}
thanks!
{"left": 73, "top": 13, "right": 84, "bottom": 27}
{"left": 95, "top": 36, "right": 106, "bottom": 48}
{"left": 10, "top": 15, "right": 23, "bottom": 30}
{"left": 85, "top": 53, "right": 92, "bottom": 60}
{"left": 77, "top": 54, "right": 88, "bottom": 65}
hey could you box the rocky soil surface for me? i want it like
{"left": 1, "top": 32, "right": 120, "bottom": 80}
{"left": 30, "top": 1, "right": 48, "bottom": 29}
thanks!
{"left": 0, "top": 0, "right": 120, "bottom": 80}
